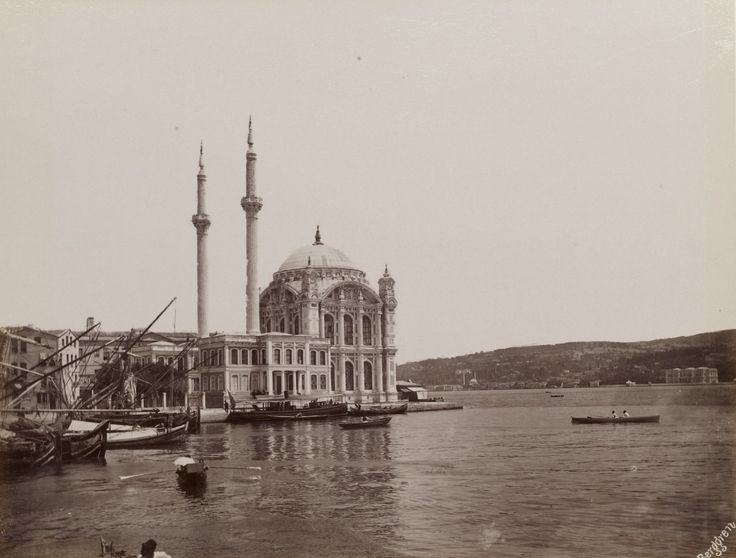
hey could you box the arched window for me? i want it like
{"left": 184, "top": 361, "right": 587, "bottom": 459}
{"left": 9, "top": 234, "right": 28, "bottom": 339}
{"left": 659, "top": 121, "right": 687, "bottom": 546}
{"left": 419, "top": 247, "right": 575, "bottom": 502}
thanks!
{"left": 251, "top": 373, "right": 259, "bottom": 391}
{"left": 241, "top": 375, "right": 249, "bottom": 392}
{"left": 231, "top": 349, "right": 239, "bottom": 365}
{"left": 274, "top": 349, "right": 281, "bottom": 365}
{"left": 310, "top": 350, "right": 317, "bottom": 365}
{"left": 363, "top": 315, "right": 372, "bottom": 345}
{"left": 319, "top": 351, "right": 326, "bottom": 365}
{"left": 218, "top": 350, "right": 223, "bottom": 366}
{"left": 286, "top": 349, "right": 292, "bottom": 364}
{"left": 217, "top": 375, "right": 223, "bottom": 390}
{"left": 167, "top": 357, "right": 174, "bottom": 365}
{"left": 279, "top": 318, "right": 285, "bottom": 333}
{"left": 265, "top": 319, "right": 272, "bottom": 333}
{"left": 310, "top": 375, "right": 317, "bottom": 390}
{"left": 344, "top": 315, "right": 354, "bottom": 345}
{"left": 364, "top": 361, "right": 373, "bottom": 390}
{"left": 294, "top": 315, "right": 300, "bottom": 335}
{"left": 231, "top": 375, "right": 240, "bottom": 392}
{"left": 345, "top": 361, "right": 354, "bottom": 390}
{"left": 297, "top": 349, "right": 304, "bottom": 364}
{"left": 241, "top": 349, "right": 248, "bottom": 365}
{"left": 251, "top": 349, "right": 259, "bottom": 365}
{"left": 320, "top": 375, "right": 327, "bottom": 389}
{"left": 202, "top": 376, "right": 209, "bottom": 391}
{"left": 261, "top": 349, "right": 267, "bottom": 365}
{"left": 324, "top": 314, "right": 336, "bottom": 344}
{"left": 157, "top": 356, "right": 164, "bottom": 364}
{"left": 330, "top": 362, "right": 335, "bottom": 391}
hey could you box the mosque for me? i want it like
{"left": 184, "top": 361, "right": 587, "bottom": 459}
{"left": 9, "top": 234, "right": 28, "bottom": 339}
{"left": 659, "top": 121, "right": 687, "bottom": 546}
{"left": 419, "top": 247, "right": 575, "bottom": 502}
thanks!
{"left": 189, "top": 122, "right": 398, "bottom": 407}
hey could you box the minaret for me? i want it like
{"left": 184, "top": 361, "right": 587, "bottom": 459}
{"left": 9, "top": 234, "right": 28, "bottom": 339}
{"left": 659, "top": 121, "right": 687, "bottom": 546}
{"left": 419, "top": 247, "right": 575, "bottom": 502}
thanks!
{"left": 241, "top": 118, "right": 263, "bottom": 334}
{"left": 192, "top": 142, "right": 211, "bottom": 338}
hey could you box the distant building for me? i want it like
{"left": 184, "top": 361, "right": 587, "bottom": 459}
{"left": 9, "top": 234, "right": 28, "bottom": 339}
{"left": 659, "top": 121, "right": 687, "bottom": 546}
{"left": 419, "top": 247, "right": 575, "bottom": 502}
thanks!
{"left": 664, "top": 367, "right": 718, "bottom": 384}
{"left": 396, "top": 380, "right": 428, "bottom": 401}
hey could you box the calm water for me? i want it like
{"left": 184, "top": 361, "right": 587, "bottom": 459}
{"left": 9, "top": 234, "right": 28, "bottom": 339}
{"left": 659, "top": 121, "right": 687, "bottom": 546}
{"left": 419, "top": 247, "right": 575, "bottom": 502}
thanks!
{"left": 1, "top": 384, "right": 734, "bottom": 557}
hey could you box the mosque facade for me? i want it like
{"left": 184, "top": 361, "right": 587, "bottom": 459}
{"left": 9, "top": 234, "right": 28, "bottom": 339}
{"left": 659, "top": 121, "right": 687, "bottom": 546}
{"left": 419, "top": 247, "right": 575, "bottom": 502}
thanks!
{"left": 189, "top": 123, "right": 398, "bottom": 406}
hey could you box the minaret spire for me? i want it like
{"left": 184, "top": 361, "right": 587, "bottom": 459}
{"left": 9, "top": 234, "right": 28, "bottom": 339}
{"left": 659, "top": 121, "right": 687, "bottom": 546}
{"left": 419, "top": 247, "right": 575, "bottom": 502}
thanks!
{"left": 313, "top": 225, "right": 323, "bottom": 246}
{"left": 241, "top": 119, "right": 263, "bottom": 334}
{"left": 192, "top": 142, "right": 211, "bottom": 338}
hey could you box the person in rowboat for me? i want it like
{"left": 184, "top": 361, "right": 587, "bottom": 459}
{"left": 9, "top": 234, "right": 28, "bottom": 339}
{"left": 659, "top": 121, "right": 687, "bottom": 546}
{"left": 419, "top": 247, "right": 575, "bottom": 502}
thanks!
{"left": 623, "top": 410, "right": 630, "bottom": 417}
{"left": 611, "top": 410, "right": 618, "bottom": 419}
{"left": 138, "top": 538, "right": 171, "bottom": 558}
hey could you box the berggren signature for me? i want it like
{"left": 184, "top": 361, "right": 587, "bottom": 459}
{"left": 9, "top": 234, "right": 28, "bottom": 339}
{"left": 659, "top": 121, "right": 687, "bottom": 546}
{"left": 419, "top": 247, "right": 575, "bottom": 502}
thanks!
{"left": 698, "top": 522, "right": 736, "bottom": 558}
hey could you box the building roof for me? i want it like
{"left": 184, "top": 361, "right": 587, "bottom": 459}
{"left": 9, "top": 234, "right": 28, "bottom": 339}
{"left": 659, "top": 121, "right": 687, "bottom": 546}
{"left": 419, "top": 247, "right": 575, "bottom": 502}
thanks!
{"left": 277, "top": 243, "right": 360, "bottom": 273}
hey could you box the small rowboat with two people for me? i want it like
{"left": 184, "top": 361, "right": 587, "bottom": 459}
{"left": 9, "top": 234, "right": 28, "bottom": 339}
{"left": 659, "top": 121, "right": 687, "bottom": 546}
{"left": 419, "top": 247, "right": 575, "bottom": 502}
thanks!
{"left": 339, "top": 416, "right": 392, "bottom": 429}
{"left": 571, "top": 415, "right": 660, "bottom": 424}
{"left": 348, "top": 402, "right": 408, "bottom": 416}
{"left": 174, "top": 456, "right": 207, "bottom": 485}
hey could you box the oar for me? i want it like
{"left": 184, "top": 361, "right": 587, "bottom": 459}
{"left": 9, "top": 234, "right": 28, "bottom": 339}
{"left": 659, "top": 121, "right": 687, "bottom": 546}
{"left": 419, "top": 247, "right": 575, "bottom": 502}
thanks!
{"left": 119, "top": 470, "right": 170, "bottom": 481}
{"left": 208, "top": 466, "right": 262, "bottom": 471}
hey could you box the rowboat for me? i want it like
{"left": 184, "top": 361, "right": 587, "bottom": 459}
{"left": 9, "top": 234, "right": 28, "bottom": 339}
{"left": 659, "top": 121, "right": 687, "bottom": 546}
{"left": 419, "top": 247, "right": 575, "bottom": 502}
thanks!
{"left": 348, "top": 403, "right": 408, "bottom": 416}
{"left": 339, "top": 416, "right": 392, "bottom": 429}
{"left": 174, "top": 456, "right": 207, "bottom": 485}
{"left": 227, "top": 401, "right": 348, "bottom": 423}
{"left": 62, "top": 420, "right": 108, "bottom": 462}
{"left": 68, "top": 419, "right": 189, "bottom": 448}
{"left": 571, "top": 415, "right": 660, "bottom": 424}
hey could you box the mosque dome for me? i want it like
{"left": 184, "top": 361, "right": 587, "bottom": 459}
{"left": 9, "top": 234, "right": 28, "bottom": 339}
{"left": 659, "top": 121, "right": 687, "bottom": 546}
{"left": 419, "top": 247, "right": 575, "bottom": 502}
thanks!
{"left": 277, "top": 227, "right": 361, "bottom": 273}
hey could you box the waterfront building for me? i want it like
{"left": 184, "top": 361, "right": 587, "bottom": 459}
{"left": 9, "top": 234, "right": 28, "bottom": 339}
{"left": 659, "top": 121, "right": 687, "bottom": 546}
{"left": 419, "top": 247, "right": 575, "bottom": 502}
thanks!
{"left": 2, "top": 325, "right": 80, "bottom": 408}
{"left": 189, "top": 122, "right": 399, "bottom": 407}
{"left": 664, "top": 367, "right": 719, "bottom": 384}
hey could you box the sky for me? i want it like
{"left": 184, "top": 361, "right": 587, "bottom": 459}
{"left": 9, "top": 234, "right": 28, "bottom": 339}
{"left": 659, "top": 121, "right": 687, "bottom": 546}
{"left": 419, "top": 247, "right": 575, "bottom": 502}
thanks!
{"left": 0, "top": 1, "right": 734, "bottom": 364}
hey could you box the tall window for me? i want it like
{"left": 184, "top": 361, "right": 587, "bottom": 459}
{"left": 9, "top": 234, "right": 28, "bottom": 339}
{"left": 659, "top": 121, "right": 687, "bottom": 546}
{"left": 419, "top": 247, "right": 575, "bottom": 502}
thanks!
{"left": 293, "top": 315, "right": 300, "bottom": 335}
{"left": 363, "top": 315, "right": 372, "bottom": 345}
{"left": 310, "top": 350, "right": 317, "bottom": 365}
{"left": 324, "top": 314, "right": 335, "bottom": 344}
{"left": 274, "top": 349, "right": 281, "bottom": 365}
{"left": 310, "top": 375, "right": 317, "bottom": 390}
{"left": 330, "top": 363, "right": 335, "bottom": 391}
{"left": 344, "top": 315, "right": 354, "bottom": 345}
{"left": 251, "top": 349, "right": 259, "bottom": 365}
{"left": 265, "top": 319, "right": 272, "bottom": 332}
{"left": 231, "top": 349, "right": 239, "bottom": 365}
{"left": 231, "top": 375, "right": 240, "bottom": 391}
{"left": 241, "top": 349, "right": 249, "bottom": 365}
{"left": 261, "top": 349, "right": 267, "bottom": 365}
{"left": 364, "top": 362, "right": 373, "bottom": 390}
{"left": 320, "top": 375, "right": 327, "bottom": 389}
{"left": 320, "top": 351, "right": 326, "bottom": 365}
{"left": 345, "top": 361, "right": 354, "bottom": 390}
{"left": 279, "top": 318, "right": 285, "bottom": 333}
{"left": 286, "top": 349, "right": 292, "bottom": 365}
{"left": 218, "top": 350, "right": 223, "bottom": 366}
{"left": 297, "top": 349, "right": 304, "bottom": 364}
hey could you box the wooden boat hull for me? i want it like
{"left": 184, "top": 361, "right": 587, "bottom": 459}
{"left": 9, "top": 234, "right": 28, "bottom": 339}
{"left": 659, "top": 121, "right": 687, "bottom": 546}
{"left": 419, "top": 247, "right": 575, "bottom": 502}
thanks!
{"left": 0, "top": 433, "right": 57, "bottom": 468}
{"left": 67, "top": 419, "right": 189, "bottom": 448}
{"left": 571, "top": 415, "right": 660, "bottom": 424}
{"left": 62, "top": 420, "right": 108, "bottom": 462}
{"left": 348, "top": 403, "right": 408, "bottom": 416}
{"left": 339, "top": 416, "right": 392, "bottom": 429}
{"left": 107, "top": 421, "right": 189, "bottom": 448}
{"left": 227, "top": 402, "right": 348, "bottom": 423}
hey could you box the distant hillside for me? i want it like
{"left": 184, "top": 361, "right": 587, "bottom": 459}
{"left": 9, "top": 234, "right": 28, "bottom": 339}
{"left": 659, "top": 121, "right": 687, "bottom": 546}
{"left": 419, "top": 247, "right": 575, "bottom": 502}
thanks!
{"left": 397, "top": 330, "right": 736, "bottom": 388}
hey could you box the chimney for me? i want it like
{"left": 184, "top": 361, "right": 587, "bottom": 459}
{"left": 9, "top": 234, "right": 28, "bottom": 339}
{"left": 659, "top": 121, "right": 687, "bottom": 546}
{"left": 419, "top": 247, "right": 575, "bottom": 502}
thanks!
{"left": 86, "top": 317, "right": 95, "bottom": 330}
